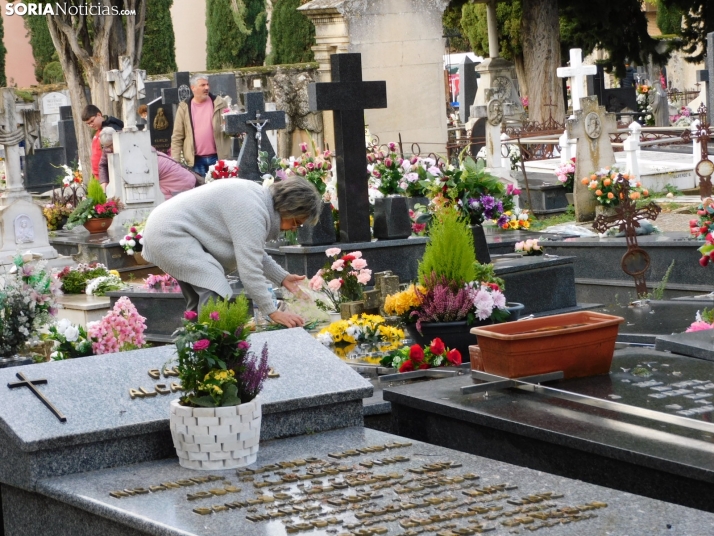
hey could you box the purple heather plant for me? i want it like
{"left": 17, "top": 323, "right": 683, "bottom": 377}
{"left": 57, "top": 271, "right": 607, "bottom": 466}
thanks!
{"left": 410, "top": 274, "right": 474, "bottom": 333}
{"left": 241, "top": 343, "right": 270, "bottom": 402}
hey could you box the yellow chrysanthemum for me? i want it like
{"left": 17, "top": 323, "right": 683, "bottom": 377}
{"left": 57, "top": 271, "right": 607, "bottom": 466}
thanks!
{"left": 384, "top": 285, "right": 423, "bottom": 316}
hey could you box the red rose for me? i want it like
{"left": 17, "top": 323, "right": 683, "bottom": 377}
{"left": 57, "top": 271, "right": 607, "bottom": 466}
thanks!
{"left": 418, "top": 363, "right": 430, "bottom": 370}
{"left": 701, "top": 227, "right": 709, "bottom": 235}
{"left": 429, "top": 338, "right": 445, "bottom": 356}
{"left": 690, "top": 219, "right": 699, "bottom": 227}
{"left": 488, "top": 283, "right": 500, "bottom": 291}
{"left": 341, "top": 255, "right": 356, "bottom": 263}
{"left": 399, "top": 360, "right": 415, "bottom": 373}
{"left": 409, "top": 344, "right": 424, "bottom": 362}
{"left": 707, "top": 233, "right": 714, "bottom": 244}
{"left": 446, "top": 349, "right": 462, "bottom": 366}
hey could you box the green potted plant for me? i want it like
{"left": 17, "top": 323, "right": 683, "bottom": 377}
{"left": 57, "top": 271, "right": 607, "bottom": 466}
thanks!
{"left": 170, "top": 296, "right": 269, "bottom": 470}
{"left": 65, "top": 178, "right": 121, "bottom": 234}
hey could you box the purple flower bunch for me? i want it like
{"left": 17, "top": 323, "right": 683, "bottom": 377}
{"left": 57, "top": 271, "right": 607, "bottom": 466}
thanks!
{"left": 174, "top": 296, "right": 268, "bottom": 408}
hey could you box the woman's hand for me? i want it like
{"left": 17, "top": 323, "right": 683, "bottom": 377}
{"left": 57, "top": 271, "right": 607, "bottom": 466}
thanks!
{"left": 269, "top": 310, "right": 305, "bottom": 328}
{"left": 282, "top": 274, "right": 308, "bottom": 299}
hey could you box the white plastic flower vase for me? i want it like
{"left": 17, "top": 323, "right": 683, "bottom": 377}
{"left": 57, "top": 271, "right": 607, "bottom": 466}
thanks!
{"left": 169, "top": 396, "right": 261, "bottom": 470}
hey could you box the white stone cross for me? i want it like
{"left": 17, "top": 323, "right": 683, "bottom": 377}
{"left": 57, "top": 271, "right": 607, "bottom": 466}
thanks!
{"left": 557, "top": 49, "right": 597, "bottom": 113}
{"left": 107, "top": 56, "right": 146, "bottom": 131}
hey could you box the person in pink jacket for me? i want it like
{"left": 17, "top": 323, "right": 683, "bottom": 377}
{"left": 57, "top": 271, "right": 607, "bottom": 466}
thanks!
{"left": 97, "top": 127, "right": 196, "bottom": 200}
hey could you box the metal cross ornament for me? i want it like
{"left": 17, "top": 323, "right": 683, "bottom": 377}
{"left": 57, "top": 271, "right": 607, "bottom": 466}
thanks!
{"left": 8, "top": 372, "right": 67, "bottom": 422}
{"left": 592, "top": 175, "right": 661, "bottom": 297}
{"left": 693, "top": 104, "right": 713, "bottom": 199}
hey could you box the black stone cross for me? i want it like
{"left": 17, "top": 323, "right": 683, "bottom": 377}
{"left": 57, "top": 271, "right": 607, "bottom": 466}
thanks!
{"left": 224, "top": 92, "right": 286, "bottom": 182}
{"left": 592, "top": 175, "right": 661, "bottom": 297}
{"left": 8, "top": 372, "right": 67, "bottom": 423}
{"left": 160, "top": 71, "right": 192, "bottom": 115}
{"left": 308, "top": 53, "right": 388, "bottom": 243}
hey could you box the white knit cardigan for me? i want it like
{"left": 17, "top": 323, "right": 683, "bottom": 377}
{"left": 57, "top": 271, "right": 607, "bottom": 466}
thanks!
{"left": 142, "top": 179, "right": 289, "bottom": 314}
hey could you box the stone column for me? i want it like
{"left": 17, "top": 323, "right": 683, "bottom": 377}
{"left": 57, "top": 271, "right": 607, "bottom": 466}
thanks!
{"left": 298, "top": 3, "right": 350, "bottom": 153}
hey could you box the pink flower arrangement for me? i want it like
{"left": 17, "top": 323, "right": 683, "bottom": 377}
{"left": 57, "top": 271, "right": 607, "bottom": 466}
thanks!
{"left": 686, "top": 309, "right": 714, "bottom": 332}
{"left": 144, "top": 273, "right": 181, "bottom": 293}
{"left": 554, "top": 158, "right": 576, "bottom": 192}
{"left": 309, "top": 248, "right": 371, "bottom": 311}
{"left": 87, "top": 296, "right": 147, "bottom": 354}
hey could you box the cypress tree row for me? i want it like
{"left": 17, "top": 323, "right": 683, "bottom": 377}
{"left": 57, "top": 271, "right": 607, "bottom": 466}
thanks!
{"left": 0, "top": 15, "right": 5, "bottom": 87}
{"left": 237, "top": 0, "right": 268, "bottom": 67}
{"left": 140, "top": 0, "right": 178, "bottom": 75}
{"left": 23, "top": 3, "right": 55, "bottom": 83}
{"left": 206, "top": 0, "right": 249, "bottom": 69}
{"left": 269, "top": 0, "right": 315, "bottom": 65}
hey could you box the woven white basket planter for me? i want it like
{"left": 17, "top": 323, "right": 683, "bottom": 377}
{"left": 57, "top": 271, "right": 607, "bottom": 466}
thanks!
{"left": 169, "top": 396, "right": 261, "bottom": 470}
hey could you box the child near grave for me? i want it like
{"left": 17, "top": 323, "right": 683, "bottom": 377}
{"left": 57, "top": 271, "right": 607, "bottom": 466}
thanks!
{"left": 97, "top": 127, "right": 196, "bottom": 200}
{"left": 81, "top": 105, "right": 123, "bottom": 180}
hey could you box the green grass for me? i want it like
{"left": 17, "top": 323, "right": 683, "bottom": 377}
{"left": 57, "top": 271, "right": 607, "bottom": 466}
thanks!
{"left": 529, "top": 205, "right": 575, "bottom": 231}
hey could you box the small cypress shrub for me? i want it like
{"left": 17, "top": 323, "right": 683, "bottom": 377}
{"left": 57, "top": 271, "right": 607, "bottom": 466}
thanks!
{"left": 418, "top": 207, "right": 477, "bottom": 289}
{"left": 198, "top": 296, "right": 250, "bottom": 336}
{"left": 87, "top": 177, "right": 107, "bottom": 205}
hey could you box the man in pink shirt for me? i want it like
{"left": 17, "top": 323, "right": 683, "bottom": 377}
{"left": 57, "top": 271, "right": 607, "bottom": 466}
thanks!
{"left": 170, "top": 74, "right": 231, "bottom": 177}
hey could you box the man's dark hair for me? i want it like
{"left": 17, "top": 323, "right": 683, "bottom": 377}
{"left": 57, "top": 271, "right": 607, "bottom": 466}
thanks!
{"left": 81, "top": 104, "right": 102, "bottom": 121}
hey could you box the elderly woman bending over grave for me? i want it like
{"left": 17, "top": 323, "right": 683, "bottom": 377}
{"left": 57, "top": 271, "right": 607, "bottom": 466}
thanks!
{"left": 142, "top": 177, "right": 321, "bottom": 327}
{"left": 97, "top": 127, "right": 196, "bottom": 200}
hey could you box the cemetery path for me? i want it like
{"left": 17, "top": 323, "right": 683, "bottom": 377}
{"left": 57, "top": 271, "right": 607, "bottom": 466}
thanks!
{"left": 579, "top": 212, "right": 693, "bottom": 233}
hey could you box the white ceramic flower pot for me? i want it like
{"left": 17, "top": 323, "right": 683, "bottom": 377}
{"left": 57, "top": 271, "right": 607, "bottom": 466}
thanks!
{"left": 169, "top": 396, "right": 261, "bottom": 470}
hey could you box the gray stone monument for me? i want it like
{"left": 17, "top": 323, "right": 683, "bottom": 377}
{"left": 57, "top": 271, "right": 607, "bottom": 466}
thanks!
{"left": 458, "top": 56, "right": 478, "bottom": 124}
{"left": 106, "top": 56, "right": 146, "bottom": 132}
{"left": 567, "top": 95, "right": 617, "bottom": 222}
{"left": 57, "top": 105, "right": 78, "bottom": 165}
{"left": 0, "top": 89, "right": 58, "bottom": 264}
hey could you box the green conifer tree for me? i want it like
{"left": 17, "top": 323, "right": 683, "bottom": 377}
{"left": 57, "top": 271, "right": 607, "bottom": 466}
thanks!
{"left": 22, "top": 2, "right": 54, "bottom": 83}
{"left": 235, "top": 0, "right": 267, "bottom": 67}
{"left": 269, "top": 0, "right": 315, "bottom": 65}
{"left": 0, "top": 14, "right": 6, "bottom": 87}
{"left": 140, "top": 0, "right": 178, "bottom": 75}
{"left": 206, "top": 0, "right": 250, "bottom": 69}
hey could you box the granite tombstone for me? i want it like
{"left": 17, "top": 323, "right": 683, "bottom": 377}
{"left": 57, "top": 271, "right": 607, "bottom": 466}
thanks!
{"left": 308, "top": 53, "right": 387, "bottom": 243}
{"left": 57, "top": 105, "right": 78, "bottom": 165}
{"left": 207, "top": 73, "right": 238, "bottom": 107}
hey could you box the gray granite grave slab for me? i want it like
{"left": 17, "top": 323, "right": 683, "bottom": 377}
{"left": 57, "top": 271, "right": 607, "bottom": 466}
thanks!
{"left": 24, "top": 147, "right": 66, "bottom": 193}
{"left": 544, "top": 232, "right": 714, "bottom": 290}
{"left": 0, "top": 329, "right": 371, "bottom": 491}
{"left": 655, "top": 329, "right": 714, "bottom": 361}
{"left": 49, "top": 229, "right": 148, "bottom": 270}
{"left": 384, "top": 348, "right": 714, "bottom": 512}
{"left": 6, "top": 427, "right": 712, "bottom": 535}
{"left": 483, "top": 227, "right": 579, "bottom": 255}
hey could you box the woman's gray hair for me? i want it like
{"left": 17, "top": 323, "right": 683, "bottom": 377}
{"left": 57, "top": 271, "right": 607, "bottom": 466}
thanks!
{"left": 270, "top": 178, "right": 322, "bottom": 226}
{"left": 99, "top": 127, "right": 115, "bottom": 148}
{"left": 190, "top": 74, "right": 208, "bottom": 87}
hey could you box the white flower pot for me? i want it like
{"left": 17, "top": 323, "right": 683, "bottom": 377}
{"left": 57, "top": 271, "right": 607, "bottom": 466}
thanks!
{"left": 169, "top": 396, "right": 261, "bottom": 470}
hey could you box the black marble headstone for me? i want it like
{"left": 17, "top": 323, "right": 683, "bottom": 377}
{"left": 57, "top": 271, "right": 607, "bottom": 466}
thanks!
{"left": 308, "top": 53, "right": 388, "bottom": 243}
{"left": 25, "top": 147, "right": 66, "bottom": 193}
{"left": 142, "top": 80, "right": 172, "bottom": 105}
{"left": 458, "top": 57, "right": 478, "bottom": 124}
{"left": 207, "top": 73, "right": 238, "bottom": 106}
{"left": 146, "top": 97, "right": 173, "bottom": 154}
{"left": 224, "top": 92, "right": 286, "bottom": 182}
{"left": 161, "top": 71, "right": 192, "bottom": 116}
{"left": 57, "top": 105, "right": 78, "bottom": 165}
{"left": 587, "top": 65, "right": 637, "bottom": 113}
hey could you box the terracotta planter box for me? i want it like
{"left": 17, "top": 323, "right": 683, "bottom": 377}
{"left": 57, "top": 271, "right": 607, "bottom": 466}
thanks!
{"left": 83, "top": 218, "right": 113, "bottom": 234}
{"left": 469, "top": 311, "right": 624, "bottom": 379}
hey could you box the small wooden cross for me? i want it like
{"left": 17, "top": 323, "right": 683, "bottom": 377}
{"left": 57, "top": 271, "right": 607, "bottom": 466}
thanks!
{"left": 592, "top": 175, "right": 662, "bottom": 297}
{"left": 8, "top": 372, "right": 67, "bottom": 423}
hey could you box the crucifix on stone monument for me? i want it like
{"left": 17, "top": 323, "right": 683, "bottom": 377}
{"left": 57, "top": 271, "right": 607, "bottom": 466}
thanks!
{"left": 308, "top": 53, "right": 387, "bottom": 243}
{"left": 0, "top": 89, "right": 26, "bottom": 198}
{"left": 224, "top": 92, "right": 286, "bottom": 182}
{"left": 567, "top": 95, "right": 617, "bottom": 222}
{"left": 592, "top": 176, "right": 661, "bottom": 297}
{"left": 106, "top": 56, "right": 146, "bottom": 131}
{"left": 557, "top": 49, "right": 597, "bottom": 114}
